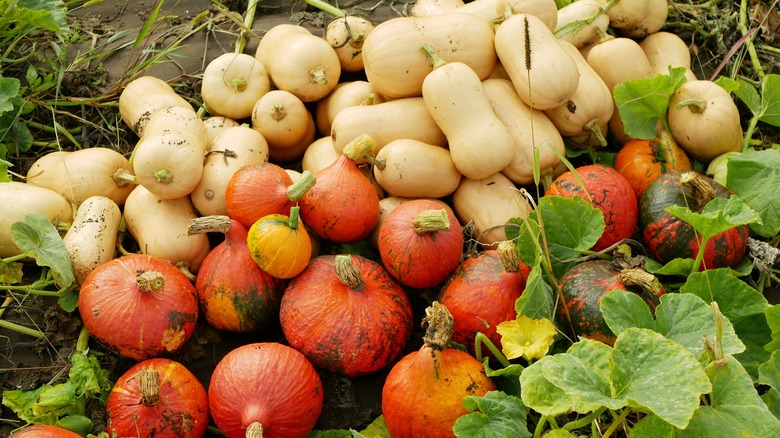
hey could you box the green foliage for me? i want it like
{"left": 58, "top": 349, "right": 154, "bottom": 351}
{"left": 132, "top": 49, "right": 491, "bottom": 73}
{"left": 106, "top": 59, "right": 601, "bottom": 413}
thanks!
{"left": 1, "top": 351, "right": 112, "bottom": 434}
{"left": 453, "top": 391, "right": 532, "bottom": 437}
{"left": 613, "top": 66, "right": 688, "bottom": 139}
{"left": 10, "top": 213, "right": 74, "bottom": 288}
{"left": 726, "top": 148, "right": 780, "bottom": 237}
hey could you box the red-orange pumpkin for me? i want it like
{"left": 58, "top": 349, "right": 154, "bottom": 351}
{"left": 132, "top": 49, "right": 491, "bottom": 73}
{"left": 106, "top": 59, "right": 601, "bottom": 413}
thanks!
{"left": 224, "top": 162, "right": 314, "bottom": 230}
{"left": 208, "top": 342, "right": 323, "bottom": 438}
{"left": 78, "top": 254, "right": 199, "bottom": 360}
{"left": 106, "top": 358, "right": 209, "bottom": 438}
{"left": 10, "top": 424, "right": 82, "bottom": 438}
{"left": 382, "top": 302, "right": 496, "bottom": 437}
{"left": 378, "top": 199, "right": 463, "bottom": 289}
{"left": 191, "top": 216, "right": 285, "bottom": 332}
{"left": 545, "top": 163, "right": 638, "bottom": 251}
{"left": 298, "top": 134, "right": 380, "bottom": 243}
{"left": 614, "top": 132, "right": 692, "bottom": 201}
{"left": 439, "top": 241, "right": 530, "bottom": 355}
{"left": 279, "top": 254, "right": 413, "bottom": 376}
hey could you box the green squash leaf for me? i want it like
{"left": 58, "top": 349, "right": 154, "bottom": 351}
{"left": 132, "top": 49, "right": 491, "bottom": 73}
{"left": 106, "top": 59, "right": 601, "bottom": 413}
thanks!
{"left": 538, "top": 195, "right": 604, "bottom": 252}
{"left": 600, "top": 290, "right": 656, "bottom": 336}
{"left": 760, "top": 74, "right": 780, "bottom": 127}
{"left": 654, "top": 293, "right": 744, "bottom": 359}
{"left": 0, "top": 260, "right": 23, "bottom": 284}
{"left": 680, "top": 357, "right": 780, "bottom": 437}
{"left": 515, "top": 260, "right": 555, "bottom": 321}
{"left": 543, "top": 353, "right": 621, "bottom": 410}
{"left": 610, "top": 328, "right": 711, "bottom": 429}
{"left": 10, "top": 213, "right": 74, "bottom": 288}
{"left": 664, "top": 196, "right": 760, "bottom": 241}
{"left": 680, "top": 269, "right": 768, "bottom": 326}
{"left": 454, "top": 391, "right": 532, "bottom": 438}
{"left": 630, "top": 414, "right": 679, "bottom": 437}
{"left": 0, "top": 77, "right": 21, "bottom": 115}
{"left": 765, "top": 304, "right": 780, "bottom": 353}
{"left": 55, "top": 414, "right": 94, "bottom": 436}
{"left": 726, "top": 148, "right": 780, "bottom": 237}
{"left": 506, "top": 217, "right": 540, "bottom": 267}
{"left": 732, "top": 316, "right": 772, "bottom": 381}
{"left": 520, "top": 356, "right": 583, "bottom": 417}
{"left": 759, "top": 351, "right": 780, "bottom": 420}
{"left": 602, "top": 290, "right": 744, "bottom": 360}
{"left": 613, "top": 66, "right": 688, "bottom": 139}
{"left": 483, "top": 359, "right": 524, "bottom": 398}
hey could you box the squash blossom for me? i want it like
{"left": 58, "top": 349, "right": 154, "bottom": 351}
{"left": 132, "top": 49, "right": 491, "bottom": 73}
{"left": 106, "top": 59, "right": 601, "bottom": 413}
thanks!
{"left": 496, "top": 316, "right": 557, "bottom": 361}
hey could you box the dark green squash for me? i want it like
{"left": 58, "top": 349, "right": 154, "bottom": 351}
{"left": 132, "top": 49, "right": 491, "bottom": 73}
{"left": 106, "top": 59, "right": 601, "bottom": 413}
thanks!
{"left": 639, "top": 170, "right": 749, "bottom": 269}
{"left": 558, "top": 259, "right": 663, "bottom": 346}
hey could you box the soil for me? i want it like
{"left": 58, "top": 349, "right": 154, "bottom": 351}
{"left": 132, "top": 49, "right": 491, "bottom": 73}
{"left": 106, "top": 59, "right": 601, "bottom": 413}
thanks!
{"left": 1, "top": 0, "right": 780, "bottom": 436}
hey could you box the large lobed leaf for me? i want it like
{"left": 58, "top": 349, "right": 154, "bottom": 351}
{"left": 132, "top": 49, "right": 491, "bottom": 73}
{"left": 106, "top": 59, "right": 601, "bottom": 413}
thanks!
{"left": 521, "top": 329, "right": 711, "bottom": 429}
{"left": 726, "top": 148, "right": 780, "bottom": 238}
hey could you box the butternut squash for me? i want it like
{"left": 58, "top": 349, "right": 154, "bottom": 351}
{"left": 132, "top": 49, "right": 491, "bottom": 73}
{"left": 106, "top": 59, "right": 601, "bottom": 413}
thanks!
{"left": 264, "top": 31, "right": 341, "bottom": 102}
{"left": 201, "top": 53, "right": 271, "bottom": 120}
{"left": 330, "top": 97, "right": 446, "bottom": 154}
{"left": 203, "top": 116, "right": 240, "bottom": 144}
{"left": 362, "top": 12, "right": 496, "bottom": 99}
{"left": 599, "top": 0, "right": 667, "bottom": 39}
{"left": 640, "top": 31, "right": 698, "bottom": 82}
{"left": 452, "top": 172, "right": 532, "bottom": 247}
{"left": 118, "top": 76, "right": 193, "bottom": 137}
{"left": 255, "top": 24, "right": 312, "bottom": 70}
{"left": 482, "top": 78, "right": 564, "bottom": 185}
{"left": 315, "top": 81, "right": 384, "bottom": 136}
{"left": 421, "top": 45, "right": 514, "bottom": 180}
{"left": 373, "top": 139, "right": 462, "bottom": 198}
{"left": 62, "top": 196, "right": 121, "bottom": 284}
{"left": 543, "top": 40, "right": 613, "bottom": 148}
{"left": 0, "top": 182, "right": 73, "bottom": 258}
{"left": 494, "top": 13, "right": 580, "bottom": 110}
{"left": 411, "top": 0, "right": 464, "bottom": 17}
{"left": 132, "top": 127, "right": 207, "bottom": 200}
{"left": 585, "top": 36, "right": 654, "bottom": 144}
{"left": 324, "top": 15, "right": 374, "bottom": 72}
{"left": 26, "top": 147, "right": 135, "bottom": 206}
{"left": 251, "top": 89, "right": 311, "bottom": 151}
{"left": 554, "top": 0, "right": 609, "bottom": 48}
{"left": 457, "top": 0, "right": 558, "bottom": 30}
{"left": 124, "top": 185, "right": 210, "bottom": 273}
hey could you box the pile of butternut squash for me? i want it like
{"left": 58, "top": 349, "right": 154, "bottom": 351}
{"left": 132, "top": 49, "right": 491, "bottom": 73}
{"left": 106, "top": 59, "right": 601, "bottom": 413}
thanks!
{"left": 2, "top": 0, "right": 743, "bottom": 286}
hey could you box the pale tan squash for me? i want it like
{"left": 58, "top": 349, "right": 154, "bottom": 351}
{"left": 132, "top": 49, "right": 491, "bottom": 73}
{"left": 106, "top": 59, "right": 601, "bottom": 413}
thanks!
{"left": 62, "top": 196, "right": 121, "bottom": 284}
{"left": 315, "top": 81, "right": 384, "bottom": 136}
{"left": 0, "top": 182, "right": 73, "bottom": 258}
{"left": 26, "top": 147, "right": 135, "bottom": 206}
{"left": 124, "top": 184, "right": 210, "bottom": 273}
{"left": 452, "top": 172, "right": 531, "bottom": 247}
{"left": 201, "top": 53, "right": 271, "bottom": 120}
{"left": 118, "top": 76, "right": 193, "bottom": 137}
{"left": 482, "top": 78, "right": 565, "bottom": 185}
{"left": 373, "top": 139, "right": 462, "bottom": 198}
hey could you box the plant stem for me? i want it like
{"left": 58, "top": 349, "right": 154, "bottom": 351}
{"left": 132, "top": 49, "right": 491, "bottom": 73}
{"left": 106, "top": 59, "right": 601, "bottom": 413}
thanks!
{"left": 691, "top": 235, "right": 710, "bottom": 273}
{"left": 0, "top": 319, "right": 44, "bottom": 338}
{"left": 420, "top": 43, "right": 447, "bottom": 70}
{"left": 601, "top": 407, "right": 632, "bottom": 438}
{"left": 742, "top": 115, "right": 760, "bottom": 152}
{"left": 2, "top": 253, "right": 28, "bottom": 264}
{"left": 304, "top": 0, "right": 347, "bottom": 17}
{"left": 76, "top": 325, "right": 90, "bottom": 352}
{"left": 235, "top": 0, "right": 259, "bottom": 54}
{"left": 562, "top": 406, "right": 607, "bottom": 431}
{"left": 288, "top": 206, "right": 301, "bottom": 230}
{"left": 474, "top": 332, "right": 512, "bottom": 368}
{"left": 738, "top": 0, "right": 764, "bottom": 81}
{"left": 26, "top": 120, "right": 82, "bottom": 135}
{"left": 533, "top": 415, "right": 549, "bottom": 438}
